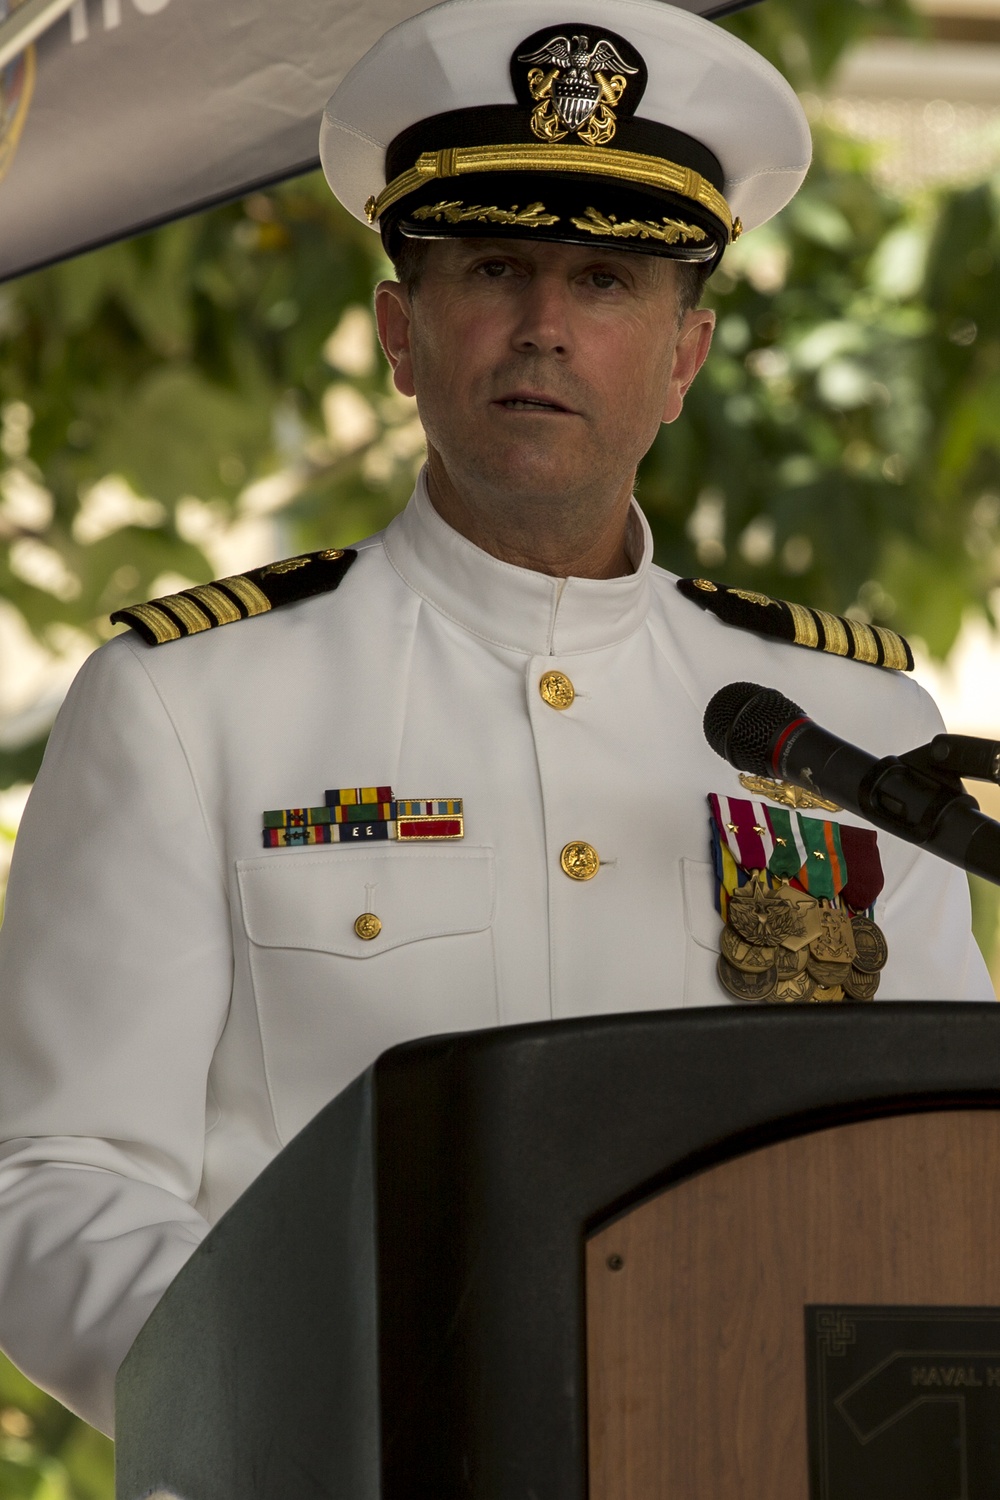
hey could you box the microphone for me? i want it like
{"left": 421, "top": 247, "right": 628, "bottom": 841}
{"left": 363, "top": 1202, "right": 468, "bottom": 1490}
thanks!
{"left": 704, "top": 681, "right": 1000, "bottom": 885}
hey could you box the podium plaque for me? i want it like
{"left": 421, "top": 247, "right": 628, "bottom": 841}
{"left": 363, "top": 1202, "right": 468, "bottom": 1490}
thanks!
{"left": 806, "top": 1305, "right": 1000, "bottom": 1499}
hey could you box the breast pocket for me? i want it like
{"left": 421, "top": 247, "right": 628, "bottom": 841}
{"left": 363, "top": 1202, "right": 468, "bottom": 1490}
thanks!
{"left": 237, "top": 845, "right": 497, "bottom": 1141}
{"left": 680, "top": 856, "right": 731, "bottom": 1008}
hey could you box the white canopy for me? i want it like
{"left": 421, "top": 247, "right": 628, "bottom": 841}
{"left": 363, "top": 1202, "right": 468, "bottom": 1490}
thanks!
{"left": 0, "top": 0, "right": 752, "bottom": 282}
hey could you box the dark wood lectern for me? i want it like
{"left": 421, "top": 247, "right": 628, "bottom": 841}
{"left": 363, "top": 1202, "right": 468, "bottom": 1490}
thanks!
{"left": 115, "top": 1004, "right": 1000, "bottom": 1500}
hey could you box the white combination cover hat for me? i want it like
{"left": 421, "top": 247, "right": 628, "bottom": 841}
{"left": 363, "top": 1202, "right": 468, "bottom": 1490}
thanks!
{"left": 321, "top": 0, "right": 811, "bottom": 269}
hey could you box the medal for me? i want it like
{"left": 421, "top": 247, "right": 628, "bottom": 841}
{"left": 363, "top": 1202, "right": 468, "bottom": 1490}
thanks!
{"left": 717, "top": 955, "right": 778, "bottom": 1002}
{"left": 850, "top": 915, "right": 889, "bottom": 973}
{"left": 806, "top": 955, "right": 852, "bottom": 987}
{"left": 773, "top": 970, "right": 817, "bottom": 1003}
{"left": 708, "top": 794, "right": 890, "bottom": 1006}
{"left": 809, "top": 907, "right": 857, "bottom": 965}
{"left": 727, "top": 884, "right": 796, "bottom": 945}
{"left": 720, "top": 925, "right": 777, "bottom": 973}
{"left": 775, "top": 887, "right": 824, "bottom": 950}
{"left": 775, "top": 943, "right": 808, "bottom": 976}
{"left": 843, "top": 966, "right": 880, "bottom": 1001}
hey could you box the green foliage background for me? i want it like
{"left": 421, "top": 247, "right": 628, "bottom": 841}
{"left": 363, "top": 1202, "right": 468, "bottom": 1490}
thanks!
{"left": 1, "top": 0, "right": 999, "bottom": 1491}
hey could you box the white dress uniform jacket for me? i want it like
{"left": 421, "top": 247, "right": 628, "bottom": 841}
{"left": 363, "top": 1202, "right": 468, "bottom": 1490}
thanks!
{"left": 0, "top": 474, "right": 992, "bottom": 1435}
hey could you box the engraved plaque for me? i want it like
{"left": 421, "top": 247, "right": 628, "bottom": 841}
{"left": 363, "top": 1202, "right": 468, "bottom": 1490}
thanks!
{"left": 806, "top": 1306, "right": 1000, "bottom": 1499}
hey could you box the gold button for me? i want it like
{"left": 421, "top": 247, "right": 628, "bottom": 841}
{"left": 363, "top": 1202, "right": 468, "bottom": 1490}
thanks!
{"left": 539, "top": 670, "right": 575, "bottom": 710}
{"left": 354, "top": 912, "right": 382, "bottom": 940}
{"left": 560, "top": 841, "right": 600, "bottom": 881}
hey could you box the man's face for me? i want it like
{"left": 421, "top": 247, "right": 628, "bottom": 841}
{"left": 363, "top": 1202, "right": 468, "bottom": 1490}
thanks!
{"left": 375, "top": 237, "right": 714, "bottom": 520}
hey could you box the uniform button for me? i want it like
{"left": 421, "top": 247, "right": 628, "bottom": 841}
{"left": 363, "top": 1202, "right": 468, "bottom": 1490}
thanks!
{"left": 539, "top": 670, "right": 575, "bottom": 710}
{"left": 560, "top": 841, "right": 600, "bottom": 881}
{"left": 354, "top": 912, "right": 382, "bottom": 940}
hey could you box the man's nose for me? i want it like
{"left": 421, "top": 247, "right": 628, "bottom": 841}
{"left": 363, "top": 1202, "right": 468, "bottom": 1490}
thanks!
{"left": 510, "top": 275, "right": 573, "bottom": 356}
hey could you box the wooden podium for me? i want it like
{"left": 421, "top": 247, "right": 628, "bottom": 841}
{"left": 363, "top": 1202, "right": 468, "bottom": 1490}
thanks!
{"left": 115, "top": 1005, "right": 1000, "bottom": 1500}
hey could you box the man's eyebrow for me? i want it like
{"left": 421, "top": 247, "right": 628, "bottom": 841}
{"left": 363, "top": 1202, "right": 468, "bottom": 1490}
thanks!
{"left": 452, "top": 239, "right": 515, "bottom": 255}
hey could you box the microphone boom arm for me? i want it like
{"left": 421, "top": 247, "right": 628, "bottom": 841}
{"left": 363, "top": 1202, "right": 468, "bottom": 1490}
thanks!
{"left": 785, "top": 733, "right": 1000, "bottom": 887}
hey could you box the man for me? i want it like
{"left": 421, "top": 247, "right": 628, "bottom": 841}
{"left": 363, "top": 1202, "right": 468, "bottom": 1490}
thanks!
{"left": 0, "top": 0, "right": 992, "bottom": 1441}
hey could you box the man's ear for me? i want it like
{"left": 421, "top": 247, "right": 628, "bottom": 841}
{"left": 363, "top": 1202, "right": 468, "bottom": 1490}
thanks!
{"left": 375, "top": 281, "right": 416, "bottom": 398}
{"left": 662, "top": 307, "right": 715, "bottom": 425}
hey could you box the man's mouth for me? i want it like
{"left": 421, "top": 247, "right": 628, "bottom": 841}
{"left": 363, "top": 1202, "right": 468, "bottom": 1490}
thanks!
{"left": 495, "top": 393, "right": 573, "bottom": 414}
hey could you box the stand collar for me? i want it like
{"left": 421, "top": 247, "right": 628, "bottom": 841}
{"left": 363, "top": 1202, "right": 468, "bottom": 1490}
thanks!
{"left": 382, "top": 470, "right": 653, "bottom": 656}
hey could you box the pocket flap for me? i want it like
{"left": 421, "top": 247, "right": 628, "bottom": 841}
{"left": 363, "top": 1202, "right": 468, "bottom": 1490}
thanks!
{"left": 238, "top": 845, "right": 495, "bottom": 957}
{"left": 682, "top": 856, "right": 723, "bottom": 951}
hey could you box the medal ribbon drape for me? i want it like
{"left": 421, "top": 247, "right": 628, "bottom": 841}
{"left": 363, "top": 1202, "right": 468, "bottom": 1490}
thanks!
{"left": 766, "top": 805, "right": 807, "bottom": 882}
{"left": 839, "top": 823, "right": 885, "bottom": 912}
{"left": 710, "top": 816, "right": 745, "bottom": 918}
{"left": 797, "top": 814, "right": 846, "bottom": 900}
{"left": 709, "top": 794, "right": 776, "bottom": 869}
{"left": 706, "top": 791, "right": 890, "bottom": 1002}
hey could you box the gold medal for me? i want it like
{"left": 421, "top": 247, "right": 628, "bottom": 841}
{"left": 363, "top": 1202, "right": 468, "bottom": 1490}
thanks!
{"left": 772, "top": 970, "right": 818, "bottom": 1003}
{"left": 720, "top": 925, "right": 776, "bottom": 972}
{"left": 812, "top": 983, "right": 845, "bottom": 1002}
{"left": 717, "top": 954, "right": 778, "bottom": 1002}
{"left": 850, "top": 915, "right": 889, "bottom": 974}
{"left": 768, "top": 884, "right": 824, "bottom": 951}
{"left": 775, "top": 943, "right": 808, "bottom": 976}
{"left": 810, "top": 907, "right": 857, "bottom": 965}
{"left": 728, "top": 885, "right": 796, "bottom": 946}
{"left": 806, "top": 955, "right": 852, "bottom": 987}
{"left": 843, "top": 966, "right": 880, "bottom": 1001}
{"left": 778, "top": 902, "right": 824, "bottom": 951}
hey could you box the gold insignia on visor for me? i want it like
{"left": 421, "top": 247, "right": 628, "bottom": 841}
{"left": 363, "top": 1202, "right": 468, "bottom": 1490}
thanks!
{"left": 369, "top": 143, "right": 736, "bottom": 242}
{"left": 517, "top": 34, "right": 639, "bottom": 147}
{"left": 411, "top": 200, "right": 560, "bottom": 228}
{"left": 570, "top": 206, "right": 708, "bottom": 244}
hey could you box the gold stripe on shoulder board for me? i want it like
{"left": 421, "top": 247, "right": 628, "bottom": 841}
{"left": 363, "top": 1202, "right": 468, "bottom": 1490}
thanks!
{"left": 675, "top": 577, "right": 913, "bottom": 671}
{"left": 110, "top": 548, "right": 358, "bottom": 646}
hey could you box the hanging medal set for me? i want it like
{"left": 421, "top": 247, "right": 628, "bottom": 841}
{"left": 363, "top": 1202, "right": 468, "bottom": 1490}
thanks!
{"left": 708, "top": 794, "right": 889, "bottom": 1003}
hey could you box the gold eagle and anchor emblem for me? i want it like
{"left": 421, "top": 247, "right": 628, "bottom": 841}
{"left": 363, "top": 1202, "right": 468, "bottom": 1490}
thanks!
{"left": 517, "top": 33, "right": 638, "bottom": 146}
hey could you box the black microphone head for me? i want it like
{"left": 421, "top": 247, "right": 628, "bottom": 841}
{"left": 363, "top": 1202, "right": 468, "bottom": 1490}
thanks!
{"left": 704, "top": 681, "right": 806, "bottom": 775}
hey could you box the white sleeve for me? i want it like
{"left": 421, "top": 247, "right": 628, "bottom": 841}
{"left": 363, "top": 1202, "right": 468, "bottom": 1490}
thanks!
{"left": 876, "top": 841, "right": 996, "bottom": 1000}
{"left": 868, "top": 678, "right": 996, "bottom": 1001}
{"left": 0, "top": 638, "right": 234, "bottom": 1435}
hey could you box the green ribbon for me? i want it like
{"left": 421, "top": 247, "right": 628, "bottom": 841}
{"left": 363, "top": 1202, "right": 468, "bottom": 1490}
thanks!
{"left": 796, "top": 814, "right": 846, "bottom": 900}
{"left": 766, "top": 806, "right": 802, "bottom": 881}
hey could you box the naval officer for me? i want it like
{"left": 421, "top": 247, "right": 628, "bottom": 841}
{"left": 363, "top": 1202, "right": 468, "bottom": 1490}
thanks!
{"left": 0, "top": 0, "right": 992, "bottom": 1439}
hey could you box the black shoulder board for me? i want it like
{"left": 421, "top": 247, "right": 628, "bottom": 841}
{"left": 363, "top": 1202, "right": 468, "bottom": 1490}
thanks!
{"left": 111, "top": 548, "right": 357, "bottom": 647}
{"left": 675, "top": 577, "right": 913, "bottom": 672}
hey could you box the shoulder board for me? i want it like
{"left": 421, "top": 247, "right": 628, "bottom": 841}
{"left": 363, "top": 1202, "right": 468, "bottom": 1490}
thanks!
{"left": 675, "top": 577, "right": 913, "bottom": 672}
{"left": 111, "top": 548, "right": 357, "bottom": 647}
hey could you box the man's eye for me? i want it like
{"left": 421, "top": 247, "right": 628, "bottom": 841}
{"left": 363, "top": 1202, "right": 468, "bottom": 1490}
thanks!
{"left": 590, "top": 270, "right": 622, "bottom": 290}
{"left": 476, "top": 259, "right": 512, "bottom": 278}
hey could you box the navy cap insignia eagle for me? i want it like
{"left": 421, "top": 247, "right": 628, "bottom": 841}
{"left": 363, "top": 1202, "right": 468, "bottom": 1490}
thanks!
{"left": 514, "top": 31, "right": 641, "bottom": 147}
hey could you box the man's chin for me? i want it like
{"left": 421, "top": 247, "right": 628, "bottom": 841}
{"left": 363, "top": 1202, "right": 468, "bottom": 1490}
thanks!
{"left": 453, "top": 443, "right": 598, "bottom": 501}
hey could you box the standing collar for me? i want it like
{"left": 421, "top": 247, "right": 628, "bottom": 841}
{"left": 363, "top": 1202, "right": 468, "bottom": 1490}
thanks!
{"left": 382, "top": 469, "right": 653, "bottom": 656}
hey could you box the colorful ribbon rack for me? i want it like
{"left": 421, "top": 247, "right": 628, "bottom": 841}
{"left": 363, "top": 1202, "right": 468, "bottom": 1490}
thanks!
{"left": 707, "top": 793, "right": 888, "bottom": 1003}
{"left": 263, "top": 786, "right": 463, "bottom": 846}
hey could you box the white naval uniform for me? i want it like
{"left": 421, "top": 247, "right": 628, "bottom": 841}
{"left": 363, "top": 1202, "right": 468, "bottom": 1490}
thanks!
{"left": 0, "top": 474, "right": 992, "bottom": 1435}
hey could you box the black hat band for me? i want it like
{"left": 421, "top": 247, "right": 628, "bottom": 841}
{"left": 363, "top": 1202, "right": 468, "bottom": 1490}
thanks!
{"left": 366, "top": 141, "right": 739, "bottom": 243}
